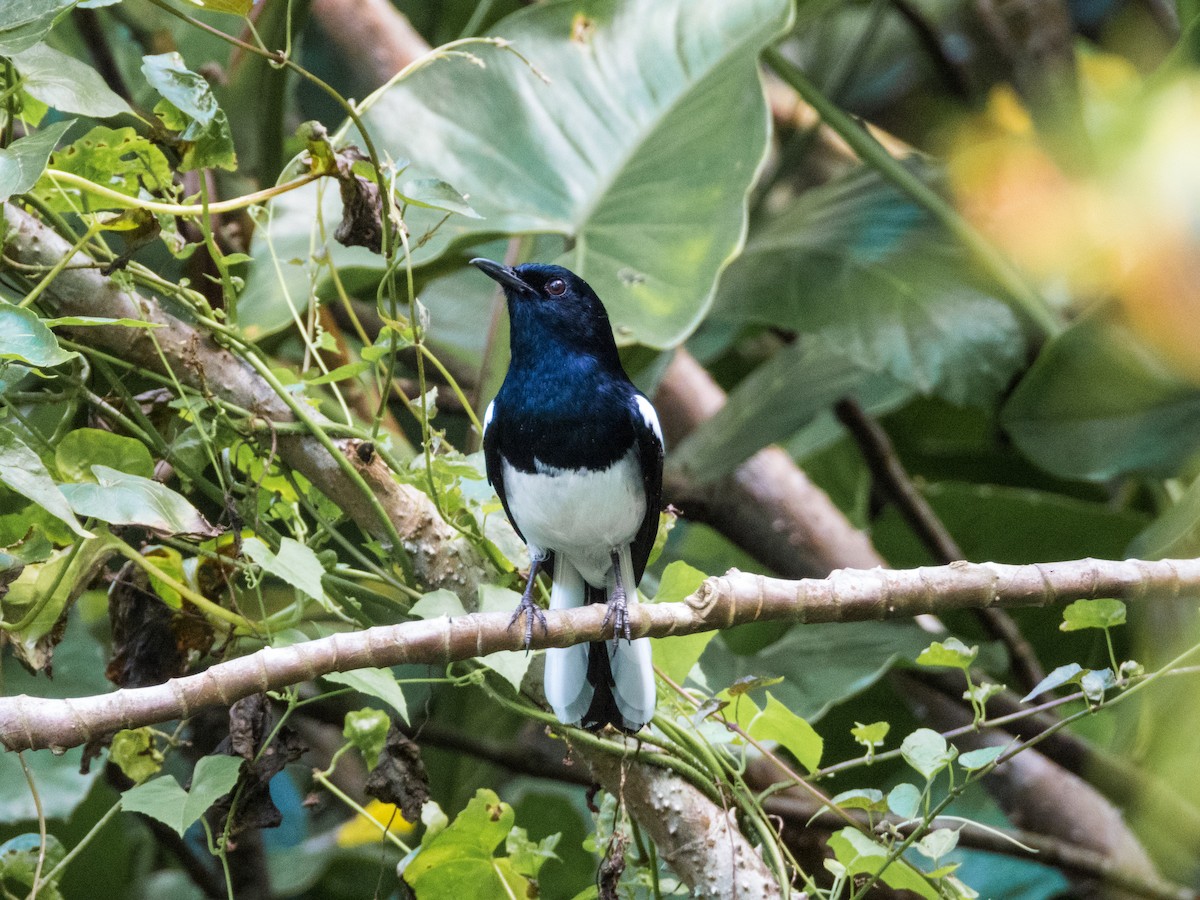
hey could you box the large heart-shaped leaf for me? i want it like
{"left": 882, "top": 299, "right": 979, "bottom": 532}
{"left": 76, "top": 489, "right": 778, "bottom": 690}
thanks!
{"left": 242, "top": 0, "right": 792, "bottom": 347}
{"left": 1002, "top": 312, "right": 1200, "bottom": 480}
{"left": 714, "top": 166, "right": 1026, "bottom": 405}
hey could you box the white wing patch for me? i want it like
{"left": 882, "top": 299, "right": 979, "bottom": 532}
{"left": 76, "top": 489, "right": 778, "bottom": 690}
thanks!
{"left": 483, "top": 400, "right": 495, "bottom": 435}
{"left": 635, "top": 394, "right": 663, "bottom": 445}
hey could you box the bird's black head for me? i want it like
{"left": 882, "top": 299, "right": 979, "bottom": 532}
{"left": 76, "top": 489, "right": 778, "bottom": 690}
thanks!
{"left": 471, "top": 258, "right": 621, "bottom": 367}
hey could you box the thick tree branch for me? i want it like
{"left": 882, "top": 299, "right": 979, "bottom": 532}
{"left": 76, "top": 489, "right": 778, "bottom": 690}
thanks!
{"left": 3, "top": 556, "right": 1197, "bottom": 752}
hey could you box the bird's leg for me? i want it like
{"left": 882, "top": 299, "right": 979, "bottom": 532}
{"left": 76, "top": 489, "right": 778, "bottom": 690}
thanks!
{"left": 601, "top": 548, "right": 632, "bottom": 645}
{"left": 509, "top": 552, "right": 549, "bottom": 648}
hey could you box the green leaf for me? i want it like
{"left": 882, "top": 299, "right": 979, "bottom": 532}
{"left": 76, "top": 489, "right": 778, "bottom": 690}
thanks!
{"left": 650, "top": 561, "right": 712, "bottom": 684}
{"left": 887, "top": 783, "right": 922, "bottom": 819}
{"left": 1020, "top": 663, "right": 1084, "bottom": 703}
{"left": 403, "top": 788, "right": 532, "bottom": 898}
{"left": 304, "top": 360, "right": 373, "bottom": 385}
{"left": 1128, "top": 473, "right": 1200, "bottom": 559}
{"left": 914, "top": 827, "right": 960, "bottom": 862}
{"left": 109, "top": 728, "right": 164, "bottom": 784}
{"left": 0, "top": 834, "right": 66, "bottom": 900}
{"left": 41, "top": 315, "right": 163, "bottom": 328}
{"left": 851, "top": 720, "right": 890, "bottom": 750}
{"left": 0, "top": 423, "right": 90, "bottom": 538}
{"left": 1060, "top": 598, "right": 1126, "bottom": 632}
{"left": 916, "top": 637, "right": 978, "bottom": 670}
{"left": 343, "top": 708, "right": 391, "bottom": 767}
{"left": 1080, "top": 668, "right": 1117, "bottom": 703}
{"left": 12, "top": 43, "right": 133, "bottom": 118}
{"left": 715, "top": 166, "right": 1025, "bottom": 405}
{"left": 398, "top": 176, "right": 481, "bottom": 219}
{"left": 830, "top": 788, "right": 887, "bottom": 813}
{"left": 1002, "top": 313, "right": 1200, "bottom": 480}
{"left": 141, "top": 52, "right": 236, "bottom": 171}
{"left": 962, "top": 682, "right": 1004, "bottom": 706}
{"left": 958, "top": 746, "right": 1005, "bottom": 771}
{"left": 185, "top": 0, "right": 253, "bottom": 13}
{"left": 0, "top": 297, "right": 78, "bottom": 368}
{"left": 33, "top": 125, "right": 174, "bottom": 212}
{"left": 475, "top": 584, "right": 536, "bottom": 690}
{"left": 0, "top": 119, "right": 74, "bottom": 203}
{"left": 325, "top": 669, "right": 409, "bottom": 724}
{"left": 120, "top": 754, "right": 243, "bottom": 837}
{"left": 699, "top": 620, "right": 929, "bottom": 720}
{"left": 409, "top": 589, "right": 468, "bottom": 619}
{"left": 59, "top": 465, "right": 216, "bottom": 536}
{"left": 56, "top": 428, "right": 155, "bottom": 481}
{"left": 827, "top": 828, "right": 939, "bottom": 899}
{"left": 900, "top": 728, "right": 957, "bottom": 781}
{"left": 244, "top": 0, "right": 793, "bottom": 347}
{"left": 746, "top": 692, "right": 823, "bottom": 772}
{"left": 505, "top": 827, "right": 560, "bottom": 880}
{"left": 242, "top": 536, "right": 327, "bottom": 603}
{"left": 0, "top": 1, "right": 72, "bottom": 55}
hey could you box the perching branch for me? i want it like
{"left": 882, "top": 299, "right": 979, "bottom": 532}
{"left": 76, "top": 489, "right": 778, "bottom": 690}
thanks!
{"left": 4, "top": 555, "right": 1198, "bottom": 752}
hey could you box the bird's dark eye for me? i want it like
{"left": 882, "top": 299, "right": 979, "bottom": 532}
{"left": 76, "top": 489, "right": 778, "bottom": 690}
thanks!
{"left": 546, "top": 278, "right": 567, "bottom": 296}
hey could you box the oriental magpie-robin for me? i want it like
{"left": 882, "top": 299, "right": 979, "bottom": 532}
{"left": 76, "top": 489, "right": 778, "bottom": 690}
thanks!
{"left": 471, "top": 258, "right": 663, "bottom": 733}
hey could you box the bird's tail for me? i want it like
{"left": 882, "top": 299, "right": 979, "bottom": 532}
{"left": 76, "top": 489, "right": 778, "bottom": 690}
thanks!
{"left": 543, "top": 558, "right": 656, "bottom": 732}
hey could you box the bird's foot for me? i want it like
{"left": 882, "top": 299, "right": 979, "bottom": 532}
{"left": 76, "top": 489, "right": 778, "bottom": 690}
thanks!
{"left": 602, "top": 582, "right": 631, "bottom": 646}
{"left": 508, "top": 556, "right": 549, "bottom": 648}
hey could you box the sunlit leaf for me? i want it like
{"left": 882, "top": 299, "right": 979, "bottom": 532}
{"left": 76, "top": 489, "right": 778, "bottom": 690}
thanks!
{"left": 325, "top": 669, "right": 409, "bottom": 724}
{"left": 650, "top": 561, "right": 712, "bottom": 684}
{"left": 0, "top": 297, "right": 78, "bottom": 368}
{"left": 1060, "top": 598, "right": 1126, "bottom": 632}
{"left": 343, "top": 708, "right": 392, "bottom": 766}
{"left": 56, "top": 428, "right": 155, "bottom": 482}
{"left": 900, "top": 728, "right": 957, "bottom": 781}
{"left": 958, "top": 746, "right": 1005, "bottom": 771}
{"left": 916, "top": 637, "right": 978, "bottom": 670}
{"left": 747, "top": 692, "right": 823, "bottom": 772}
{"left": 830, "top": 788, "right": 887, "bottom": 813}
{"left": 33, "top": 125, "right": 174, "bottom": 212}
{"left": 12, "top": 43, "right": 132, "bottom": 118}
{"left": 60, "top": 466, "right": 216, "bottom": 536}
{"left": 828, "top": 828, "right": 939, "bottom": 899}
{"left": 887, "top": 783, "right": 922, "bottom": 819}
{"left": 141, "top": 52, "right": 236, "bottom": 171}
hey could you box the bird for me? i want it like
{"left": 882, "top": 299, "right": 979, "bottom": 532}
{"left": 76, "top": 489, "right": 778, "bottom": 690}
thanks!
{"left": 471, "top": 257, "right": 663, "bottom": 733}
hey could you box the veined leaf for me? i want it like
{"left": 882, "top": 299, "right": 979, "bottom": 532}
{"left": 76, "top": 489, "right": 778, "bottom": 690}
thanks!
{"left": 0, "top": 298, "right": 78, "bottom": 368}
{"left": 0, "top": 423, "right": 90, "bottom": 538}
{"left": 59, "top": 465, "right": 216, "bottom": 536}
{"left": 0, "top": 119, "right": 74, "bottom": 203}
{"left": 12, "top": 43, "right": 132, "bottom": 118}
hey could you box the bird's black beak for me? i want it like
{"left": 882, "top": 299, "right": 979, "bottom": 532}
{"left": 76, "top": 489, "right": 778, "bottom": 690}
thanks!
{"left": 471, "top": 257, "right": 533, "bottom": 294}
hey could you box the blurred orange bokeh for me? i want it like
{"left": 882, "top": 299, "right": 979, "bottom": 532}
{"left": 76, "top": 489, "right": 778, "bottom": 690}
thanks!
{"left": 947, "top": 59, "right": 1200, "bottom": 383}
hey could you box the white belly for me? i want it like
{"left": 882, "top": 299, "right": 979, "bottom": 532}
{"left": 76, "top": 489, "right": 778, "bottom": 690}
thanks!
{"left": 503, "top": 451, "right": 646, "bottom": 586}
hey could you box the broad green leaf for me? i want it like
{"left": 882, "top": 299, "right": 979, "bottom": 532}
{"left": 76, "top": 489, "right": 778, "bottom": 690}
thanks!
{"left": 0, "top": 834, "right": 66, "bottom": 900}
{"left": 0, "top": 297, "right": 78, "bottom": 368}
{"left": 747, "top": 692, "right": 823, "bottom": 772}
{"left": 830, "top": 788, "right": 887, "bottom": 813}
{"left": 505, "top": 828, "right": 560, "bottom": 880}
{"left": 958, "top": 746, "right": 1005, "bottom": 771}
{"left": 916, "top": 637, "right": 978, "bottom": 670}
{"left": 109, "top": 728, "right": 164, "bottom": 784}
{"left": 33, "top": 125, "right": 174, "bottom": 212}
{"left": 60, "top": 465, "right": 216, "bottom": 535}
{"left": 0, "top": 423, "right": 90, "bottom": 538}
{"left": 325, "top": 669, "right": 409, "bottom": 724}
{"left": 1020, "top": 663, "right": 1083, "bottom": 703}
{"left": 887, "top": 783, "right": 922, "bottom": 819}
{"left": 1060, "top": 598, "right": 1126, "bottom": 632}
{"left": 12, "top": 44, "right": 133, "bottom": 118}
{"left": 0, "top": 0, "right": 72, "bottom": 54}
{"left": 900, "top": 728, "right": 957, "bottom": 781}
{"left": 700, "top": 620, "right": 929, "bottom": 720}
{"left": 242, "top": 536, "right": 327, "bottom": 603}
{"left": 120, "top": 754, "right": 243, "bottom": 837}
{"left": 475, "top": 584, "right": 535, "bottom": 690}
{"left": 403, "top": 788, "right": 531, "bottom": 898}
{"left": 651, "top": 561, "right": 712, "bottom": 684}
{"left": 963, "top": 682, "right": 1004, "bottom": 706}
{"left": 715, "top": 166, "right": 1025, "bottom": 405}
{"left": 851, "top": 721, "right": 890, "bottom": 750}
{"left": 343, "top": 708, "right": 391, "bottom": 767}
{"left": 827, "top": 828, "right": 939, "bottom": 899}
{"left": 56, "top": 428, "right": 155, "bottom": 481}
{"left": 244, "top": 0, "right": 793, "bottom": 347}
{"left": 1002, "top": 313, "right": 1200, "bottom": 480}
{"left": 0, "top": 119, "right": 74, "bottom": 203}
{"left": 409, "top": 588, "right": 468, "bottom": 619}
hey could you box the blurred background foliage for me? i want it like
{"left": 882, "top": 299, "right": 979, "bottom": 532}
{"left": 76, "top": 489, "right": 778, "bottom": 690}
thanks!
{"left": 2, "top": 0, "right": 1200, "bottom": 897}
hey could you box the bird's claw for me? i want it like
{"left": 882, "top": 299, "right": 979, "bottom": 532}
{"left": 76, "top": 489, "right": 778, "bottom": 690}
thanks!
{"left": 602, "top": 584, "right": 632, "bottom": 647}
{"left": 508, "top": 594, "right": 549, "bottom": 649}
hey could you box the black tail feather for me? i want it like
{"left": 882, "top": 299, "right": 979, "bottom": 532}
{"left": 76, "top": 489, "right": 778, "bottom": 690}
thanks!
{"left": 579, "top": 583, "right": 636, "bottom": 733}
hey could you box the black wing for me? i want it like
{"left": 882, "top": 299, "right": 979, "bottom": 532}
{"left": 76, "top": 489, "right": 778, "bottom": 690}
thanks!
{"left": 629, "top": 392, "right": 665, "bottom": 584}
{"left": 482, "top": 399, "right": 525, "bottom": 544}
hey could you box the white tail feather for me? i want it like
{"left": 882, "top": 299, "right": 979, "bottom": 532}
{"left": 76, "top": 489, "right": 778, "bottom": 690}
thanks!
{"left": 544, "top": 557, "right": 593, "bottom": 724}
